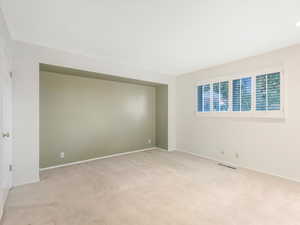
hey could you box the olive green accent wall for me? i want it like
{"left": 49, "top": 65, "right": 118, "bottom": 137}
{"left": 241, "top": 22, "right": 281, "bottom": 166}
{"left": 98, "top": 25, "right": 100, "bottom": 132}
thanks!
{"left": 40, "top": 71, "right": 156, "bottom": 168}
{"left": 155, "top": 85, "right": 168, "bottom": 149}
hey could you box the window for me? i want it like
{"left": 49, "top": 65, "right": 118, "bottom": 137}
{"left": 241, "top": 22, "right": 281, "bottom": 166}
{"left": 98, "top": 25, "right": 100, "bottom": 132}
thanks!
{"left": 220, "top": 81, "right": 229, "bottom": 111}
{"left": 197, "top": 86, "right": 203, "bottom": 112}
{"left": 203, "top": 84, "right": 210, "bottom": 112}
{"left": 213, "top": 83, "right": 219, "bottom": 111}
{"left": 232, "top": 79, "right": 241, "bottom": 111}
{"left": 196, "top": 71, "right": 283, "bottom": 117}
{"left": 197, "top": 81, "right": 229, "bottom": 112}
{"left": 232, "top": 77, "right": 252, "bottom": 112}
{"left": 256, "top": 75, "right": 267, "bottom": 111}
{"left": 197, "top": 84, "right": 212, "bottom": 112}
{"left": 256, "top": 72, "right": 280, "bottom": 111}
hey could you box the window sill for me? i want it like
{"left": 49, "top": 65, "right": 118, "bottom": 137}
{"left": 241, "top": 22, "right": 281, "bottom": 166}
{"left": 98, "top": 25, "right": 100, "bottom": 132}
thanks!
{"left": 195, "top": 111, "right": 285, "bottom": 119}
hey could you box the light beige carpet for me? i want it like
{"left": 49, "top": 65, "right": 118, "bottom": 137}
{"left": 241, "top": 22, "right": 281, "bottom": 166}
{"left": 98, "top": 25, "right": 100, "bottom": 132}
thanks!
{"left": 2, "top": 149, "right": 300, "bottom": 225}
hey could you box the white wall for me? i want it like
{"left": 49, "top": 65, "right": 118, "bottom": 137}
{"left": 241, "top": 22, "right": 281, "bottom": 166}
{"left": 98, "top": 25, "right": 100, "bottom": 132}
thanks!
{"left": 0, "top": 8, "right": 12, "bottom": 72}
{"left": 0, "top": 6, "right": 12, "bottom": 219}
{"left": 11, "top": 37, "right": 300, "bottom": 186}
{"left": 168, "top": 78, "right": 177, "bottom": 151}
{"left": 176, "top": 44, "right": 300, "bottom": 182}
{"left": 12, "top": 41, "right": 176, "bottom": 186}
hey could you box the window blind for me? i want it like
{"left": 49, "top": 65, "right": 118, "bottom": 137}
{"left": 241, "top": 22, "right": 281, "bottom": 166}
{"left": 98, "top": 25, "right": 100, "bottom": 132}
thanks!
{"left": 241, "top": 77, "right": 252, "bottom": 111}
{"left": 220, "top": 81, "right": 229, "bottom": 111}
{"left": 232, "top": 79, "right": 241, "bottom": 111}
{"left": 256, "top": 75, "right": 267, "bottom": 111}
{"left": 197, "top": 85, "right": 203, "bottom": 112}
{"left": 232, "top": 77, "right": 251, "bottom": 112}
{"left": 213, "top": 82, "right": 220, "bottom": 111}
{"left": 255, "top": 72, "right": 280, "bottom": 111}
{"left": 267, "top": 73, "right": 280, "bottom": 110}
{"left": 197, "top": 71, "right": 281, "bottom": 115}
{"left": 203, "top": 84, "right": 211, "bottom": 112}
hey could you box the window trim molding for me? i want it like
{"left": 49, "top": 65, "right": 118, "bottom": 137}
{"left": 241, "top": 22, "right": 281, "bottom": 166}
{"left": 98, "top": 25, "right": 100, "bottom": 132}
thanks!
{"left": 195, "top": 67, "right": 285, "bottom": 118}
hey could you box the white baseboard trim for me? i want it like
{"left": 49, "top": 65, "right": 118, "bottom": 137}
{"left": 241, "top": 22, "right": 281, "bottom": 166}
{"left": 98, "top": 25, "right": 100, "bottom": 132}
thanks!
{"left": 167, "top": 146, "right": 177, "bottom": 152}
{"left": 0, "top": 188, "right": 9, "bottom": 221}
{"left": 40, "top": 147, "right": 157, "bottom": 171}
{"left": 241, "top": 166, "right": 300, "bottom": 184}
{"left": 14, "top": 178, "right": 41, "bottom": 188}
{"left": 156, "top": 147, "right": 168, "bottom": 151}
{"left": 179, "top": 150, "right": 300, "bottom": 184}
{"left": 182, "top": 150, "right": 239, "bottom": 168}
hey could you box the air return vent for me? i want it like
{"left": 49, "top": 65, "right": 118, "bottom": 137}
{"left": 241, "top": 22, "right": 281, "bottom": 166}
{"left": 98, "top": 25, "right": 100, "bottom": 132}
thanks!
{"left": 218, "top": 163, "right": 237, "bottom": 170}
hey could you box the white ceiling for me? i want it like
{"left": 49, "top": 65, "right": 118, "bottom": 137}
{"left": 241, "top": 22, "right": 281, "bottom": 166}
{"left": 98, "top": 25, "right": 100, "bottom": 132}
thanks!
{"left": 1, "top": 0, "right": 300, "bottom": 76}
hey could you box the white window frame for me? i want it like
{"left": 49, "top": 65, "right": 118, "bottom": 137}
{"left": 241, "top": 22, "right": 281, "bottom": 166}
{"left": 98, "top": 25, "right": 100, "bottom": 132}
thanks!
{"left": 195, "top": 68, "right": 285, "bottom": 118}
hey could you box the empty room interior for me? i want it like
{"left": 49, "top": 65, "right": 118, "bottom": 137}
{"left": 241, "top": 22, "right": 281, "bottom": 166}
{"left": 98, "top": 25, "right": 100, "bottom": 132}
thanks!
{"left": 1, "top": 1, "right": 300, "bottom": 225}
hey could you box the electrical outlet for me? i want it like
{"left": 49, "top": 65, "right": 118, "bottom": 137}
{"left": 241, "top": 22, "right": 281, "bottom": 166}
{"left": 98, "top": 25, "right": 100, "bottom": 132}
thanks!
{"left": 60, "top": 152, "right": 65, "bottom": 159}
{"left": 148, "top": 139, "right": 152, "bottom": 144}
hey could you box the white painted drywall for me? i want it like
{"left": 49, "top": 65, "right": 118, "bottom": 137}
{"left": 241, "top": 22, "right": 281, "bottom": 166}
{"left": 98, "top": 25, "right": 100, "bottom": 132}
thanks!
{"left": 0, "top": 7, "right": 12, "bottom": 219}
{"left": 11, "top": 38, "right": 300, "bottom": 187}
{"left": 12, "top": 41, "right": 176, "bottom": 186}
{"left": 168, "top": 78, "right": 177, "bottom": 151}
{"left": 3, "top": 0, "right": 300, "bottom": 75}
{"left": 176, "top": 44, "right": 300, "bottom": 182}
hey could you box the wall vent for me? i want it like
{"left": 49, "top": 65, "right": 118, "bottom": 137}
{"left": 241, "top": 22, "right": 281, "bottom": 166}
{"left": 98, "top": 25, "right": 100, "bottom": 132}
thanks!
{"left": 218, "top": 163, "right": 236, "bottom": 170}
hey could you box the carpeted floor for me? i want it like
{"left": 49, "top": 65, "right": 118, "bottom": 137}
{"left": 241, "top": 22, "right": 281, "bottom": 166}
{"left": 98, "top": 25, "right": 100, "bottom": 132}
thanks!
{"left": 2, "top": 149, "right": 300, "bottom": 225}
